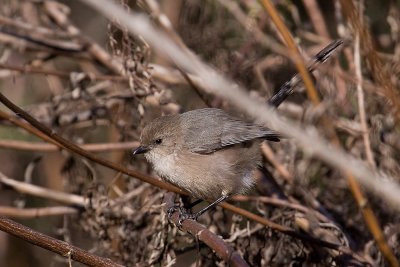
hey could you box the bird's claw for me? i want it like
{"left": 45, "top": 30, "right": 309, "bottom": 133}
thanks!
{"left": 167, "top": 204, "right": 184, "bottom": 220}
{"left": 177, "top": 212, "right": 198, "bottom": 227}
{"left": 167, "top": 204, "right": 199, "bottom": 228}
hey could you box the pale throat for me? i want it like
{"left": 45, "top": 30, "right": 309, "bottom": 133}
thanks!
{"left": 145, "top": 150, "right": 177, "bottom": 180}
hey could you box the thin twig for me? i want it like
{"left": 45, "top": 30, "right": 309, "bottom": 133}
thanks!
{"left": 0, "top": 61, "right": 207, "bottom": 90}
{"left": 260, "top": 142, "right": 292, "bottom": 183}
{"left": 354, "top": 17, "right": 375, "bottom": 168}
{"left": 232, "top": 195, "right": 330, "bottom": 223}
{"left": 0, "top": 206, "right": 77, "bottom": 218}
{"left": 0, "top": 172, "right": 137, "bottom": 216}
{"left": 0, "top": 63, "right": 127, "bottom": 81}
{"left": 0, "top": 109, "right": 62, "bottom": 146}
{"left": 0, "top": 172, "right": 86, "bottom": 206}
{"left": 0, "top": 139, "right": 139, "bottom": 152}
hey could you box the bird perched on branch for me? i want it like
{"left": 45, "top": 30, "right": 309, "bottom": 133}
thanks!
{"left": 133, "top": 108, "right": 280, "bottom": 223}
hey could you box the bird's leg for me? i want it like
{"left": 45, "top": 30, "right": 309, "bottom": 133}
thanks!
{"left": 177, "top": 195, "right": 229, "bottom": 226}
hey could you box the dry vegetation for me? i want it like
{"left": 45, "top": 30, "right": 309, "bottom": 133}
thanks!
{"left": 0, "top": 0, "right": 399, "bottom": 266}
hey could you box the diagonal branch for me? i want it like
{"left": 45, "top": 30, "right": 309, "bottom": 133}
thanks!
{"left": 0, "top": 93, "right": 184, "bottom": 195}
{"left": 0, "top": 216, "right": 123, "bottom": 267}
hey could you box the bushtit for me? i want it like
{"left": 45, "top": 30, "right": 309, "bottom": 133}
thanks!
{"left": 133, "top": 108, "right": 279, "bottom": 221}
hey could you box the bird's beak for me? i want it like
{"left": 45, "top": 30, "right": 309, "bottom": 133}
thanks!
{"left": 132, "top": 145, "right": 149, "bottom": 155}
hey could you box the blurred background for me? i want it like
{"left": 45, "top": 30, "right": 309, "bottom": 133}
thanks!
{"left": 0, "top": 0, "right": 399, "bottom": 266}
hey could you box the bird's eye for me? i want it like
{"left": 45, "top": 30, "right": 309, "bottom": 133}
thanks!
{"left": 155, "top": 138, "right": 162, "bottom": 144}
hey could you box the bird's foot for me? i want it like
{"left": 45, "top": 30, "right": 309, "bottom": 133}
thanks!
{"left": 167, "top": 204, "right": 185, "bottom": 220}
{"left": 177, "top": 211, "right": 199, "bottom": 227}
{"left": 167, "top": 204, "right": 199, "bottom": 228}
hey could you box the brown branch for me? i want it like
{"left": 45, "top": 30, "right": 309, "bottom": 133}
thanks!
{"left": 0, "top": 63, "right": 127, "bottom": 82}
{"left": 0, "top": 206, "right": 77, "bottom": 218}
{"left": 0, "top": 139, "right": 139, "bottom": 152}
{"left": 0, "top": 172, "right": 86, "bottom": 206}
{"left": 0, "top": 216, "right": 123, "bottom": 267}
{"left": 163, "top": 192, "right": 250, "bottom": 267}
{"left": 0, "top": 62, "right": 196, "bottom": 87}
{"left": 0, "top": 109, "right": 62, "bottom": 146}
{"left": 260, "top": 143, "right": 292, "bottom": 183}
{"left": 353, "top": 10, "right": 375, "bottom": 169}
{"left": 0, "top": 172, "right": 138, "bottom": 217}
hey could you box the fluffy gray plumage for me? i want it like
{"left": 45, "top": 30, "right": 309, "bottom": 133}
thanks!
{"left": 137, "top": 108, "right": 280, "bottom": 200}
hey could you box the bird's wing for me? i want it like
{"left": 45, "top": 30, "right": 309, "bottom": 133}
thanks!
{"left": 182, "top": 108, "right": 280, "bottom": 154}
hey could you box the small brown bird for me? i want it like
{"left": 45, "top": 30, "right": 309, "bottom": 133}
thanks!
{"left": 133, "top": 108, "right": 280, "bottom": 221}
